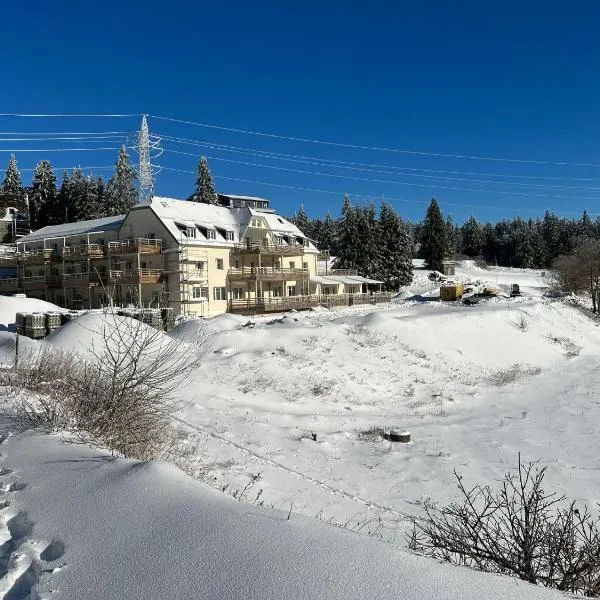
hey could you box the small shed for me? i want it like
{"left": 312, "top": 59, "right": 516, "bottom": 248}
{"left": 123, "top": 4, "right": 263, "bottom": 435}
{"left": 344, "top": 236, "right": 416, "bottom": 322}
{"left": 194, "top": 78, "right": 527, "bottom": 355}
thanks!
{"left": 441, "top": 261, "right": 456, "bottom": 276}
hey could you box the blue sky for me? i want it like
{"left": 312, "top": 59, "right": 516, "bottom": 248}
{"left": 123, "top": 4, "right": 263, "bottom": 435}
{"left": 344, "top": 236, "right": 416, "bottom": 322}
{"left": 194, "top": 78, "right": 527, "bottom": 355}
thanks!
{"left": 1, "top": 0, "right": 599, "bottom": 224}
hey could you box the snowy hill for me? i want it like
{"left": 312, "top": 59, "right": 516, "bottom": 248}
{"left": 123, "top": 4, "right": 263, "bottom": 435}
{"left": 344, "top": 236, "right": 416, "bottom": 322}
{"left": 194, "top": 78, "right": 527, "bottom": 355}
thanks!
{"left": 0, "top": 424, "right": 566, "bottom": 600}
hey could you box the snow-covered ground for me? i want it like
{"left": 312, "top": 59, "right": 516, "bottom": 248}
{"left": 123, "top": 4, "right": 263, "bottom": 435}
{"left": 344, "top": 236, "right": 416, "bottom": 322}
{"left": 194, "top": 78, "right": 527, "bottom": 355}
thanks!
{"left": 1, "top": 259, "right": 599, "bottom": 598}
{"left": 0, "top": 423, "right": 565, "bottom": 600}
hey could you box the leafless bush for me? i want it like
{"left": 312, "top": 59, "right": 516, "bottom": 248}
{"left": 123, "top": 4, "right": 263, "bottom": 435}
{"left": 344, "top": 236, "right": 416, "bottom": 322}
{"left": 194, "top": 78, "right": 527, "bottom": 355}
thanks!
{"left": 545, "top": 334, "right": 582, "bottom": 358}
{"left": 488, "top": 364, "right": 541, "bottom": 386}
{"left": 358, "top": 427, "right": 385, "bottom": 442}
{"left": 2, "top": 313, "right": 204, "bottom": 460}
{"left": 409, "top": 457, "right": 600, "bottom": 596}
{"left": 510, "top": 312, "right": 529, "bottom": 332}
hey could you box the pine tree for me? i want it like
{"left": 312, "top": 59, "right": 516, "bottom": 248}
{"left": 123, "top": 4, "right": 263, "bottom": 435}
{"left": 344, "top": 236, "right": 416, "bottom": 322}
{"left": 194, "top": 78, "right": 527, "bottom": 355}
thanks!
{"left": 420, "top": 198, "right": 447, "bottom": 271}
{"left": 1, "top": 154, "right": 25, "bottom": 204}
{"left": 378, "top": 201, "right": 413, "bottom": 290}
{"left": 461, "top": 216, "right": 484, "bottom": 257}
{"left": 357, "top": 202, "right": 381, "bottom": 278}
{"left": 321, "top": 212, "right": 336, "bottom": 253}
{"left": 192, "top": 157, "right": 218, "bottom": 204}
{"left": 72, "top": 174, "right": 103, "bottom": 221}
{"left": 335, "top": 195, "right": 360, "bottom": 269}
{"left": 293, "top": 204, "right": 310, "bottom": 235}
{"left": 29, "top": 160, "right": 57, "bottom": 230}
{"left": 445, "top": 215, "right": 458, "bottom": 256}
{"left": 105, "top": 146, "right": 138, "bottom": 215}
{"left": 53, "top": 171, "right": 72, "bottom": 224}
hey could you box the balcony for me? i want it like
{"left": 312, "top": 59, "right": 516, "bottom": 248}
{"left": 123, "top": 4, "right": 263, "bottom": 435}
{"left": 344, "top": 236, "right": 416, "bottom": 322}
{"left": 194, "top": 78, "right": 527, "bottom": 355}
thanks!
{"left": 227, "top": 267, "right": 309, "bottom": 281}
{"left": 62, "top": 272, "right": 103, "bottom": 287}
{"left": 108, "top": 238, "right": 162, "bottom": 255}
{"left": 232, "top": 240, "right": 305, "bottom": 257}
{"left": 21, "top": 249, "right": 57, "bottom": 264}
{"left": 317, "top": 268, "right": 358, "bottom": 276}
{"left": 0, "top": 277, "right": 18, "bottom": 290}
{"left": 229, "top": 295, "right": 321, "bottom": 314}
{"left": 62, "top": 244, "right": 105, "bottom": 260}
{"left": 108, "top": 269, "right": 162, "bottom": 285}
{"left": 21, "top": 275, "right": 48, "bottom": 289}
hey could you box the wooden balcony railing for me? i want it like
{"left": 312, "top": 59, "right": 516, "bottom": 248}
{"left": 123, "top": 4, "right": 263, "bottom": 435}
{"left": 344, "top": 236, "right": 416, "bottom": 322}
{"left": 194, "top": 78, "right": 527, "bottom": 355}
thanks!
{"left": 108, "top": 239, "right": 162, "bottom": 255}
{"left": 21, "top": 275, "right": 48, "bottom": 288}
{"left": 62, "top": 244, "right": 105, "bottom": 259}
{"left": 232, "top": 240, "right": 305, "bottom": 256}
{"left": 227, "top": 267, "right": 310, "bottom": 281}
{"left": 108, "top": 269, "right": 162, "bottom": 284}
{"left": 0, "top": 278, "right": 18, "bottom": 290}
{"left": 62, "top": 272, "right": 103, "bottom": 286}
{"left": 317, "top": 268, "right": 358, "bottom": 276}
{"left": 228, "top": 292, "right": 392, "bottom": 314}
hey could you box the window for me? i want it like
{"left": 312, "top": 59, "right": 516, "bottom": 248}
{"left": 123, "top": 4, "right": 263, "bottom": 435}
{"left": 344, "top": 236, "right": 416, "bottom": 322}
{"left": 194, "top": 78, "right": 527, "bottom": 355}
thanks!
{"left": 213, "top": 287, "right": 227, "bottom": 301}
{"left": 193, "top": 286, "right": 203, "bottom": 299}
{"left": 233, "top": 287, "right": 244, "bottom": 300}
{"left": 287, "top": 285, "right": 296, "bottom": 297}
{"left": 195, "top": 261, "right": 205, "bottom": 270}
{"left": 187, "top": 228, "right": 196, "bottom": 238}
{"left": 141, "top": 262, "right": 147, "bottom": 269}
{"left": 276, "top": 236, "right": 284, "bottom": 245}
{"left": 303, "top": 262, "right": 308, "bottom": 269}
{"left": 272, "top": 286, "right": 283, "bottom": 298}
{"left": 206, "top": 230, "right": 216, "bottom": 240}
{"left": 323, "top": 287, "right": 331, "bottom": 295}
{"left": 148, "top": 233, "right": 155, "bottom": 239}
{"left": 289, "top": 261, "right": 295, "bottom": 269}
{"left": 226, "top": 231, "right": 234, "bottom": 241}
{"left": 216, "top": 258, "right": 224, "bottom": 270}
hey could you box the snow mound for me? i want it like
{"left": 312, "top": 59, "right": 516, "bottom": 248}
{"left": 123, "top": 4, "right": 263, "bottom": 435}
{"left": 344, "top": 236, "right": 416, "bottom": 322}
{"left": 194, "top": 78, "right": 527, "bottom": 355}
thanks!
{"left": 0, "top": 296, "right": 66, "bottom": 331}
{"left": 0, "top": 330, "right": 40, "bottom": 365}
{"left": 169, "top": 314, "right": 250, "bottom": 343}
{"left": 0, "top": 427, "right": 566, "bottom": 600}
{"left": 43, "top": 312, "right": 172, "bottom": 359}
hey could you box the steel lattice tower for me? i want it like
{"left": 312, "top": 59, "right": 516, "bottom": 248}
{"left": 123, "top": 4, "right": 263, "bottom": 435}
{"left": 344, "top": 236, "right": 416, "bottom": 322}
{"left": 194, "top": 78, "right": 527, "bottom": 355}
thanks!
{"left": 138, "top": 114, "right": 153, "bottom": 203}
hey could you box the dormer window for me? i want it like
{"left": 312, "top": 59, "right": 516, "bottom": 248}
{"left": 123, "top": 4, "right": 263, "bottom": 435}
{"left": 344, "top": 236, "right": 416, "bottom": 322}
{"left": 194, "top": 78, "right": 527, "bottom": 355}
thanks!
{"left": 206, "top": 230, "right": 216, "bottom": 240}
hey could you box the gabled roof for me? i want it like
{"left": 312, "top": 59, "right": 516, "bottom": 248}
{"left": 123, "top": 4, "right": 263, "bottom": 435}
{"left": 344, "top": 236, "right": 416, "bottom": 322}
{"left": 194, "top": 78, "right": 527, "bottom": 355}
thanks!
{"left": 17, "top": 215, "right": 125, "bottom": 243}
{"left": 149, "top": 196, "right": 248, "bottom": 245}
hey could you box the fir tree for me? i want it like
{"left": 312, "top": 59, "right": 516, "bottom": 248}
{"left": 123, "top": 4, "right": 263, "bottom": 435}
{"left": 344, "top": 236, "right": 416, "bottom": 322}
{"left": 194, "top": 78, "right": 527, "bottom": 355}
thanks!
{"left": 320, "top": 212, "right": 336, "bottom": 253}
{"left": 445, "top": 215, "right": 458, "bottom": 256}
{"left": 29, "top": 160, "right": 57, "bottom": 230}
{"left": 420, "top": 198, "right": 447, "bottom": 271}
{"left": 378, "top": 200, "right": 413, "bottom": 290}
{"left": 335, "top": 195, "right": 360, "bottom": 269}
{"left": 54, "top": 170, "right": 72, "bottom": 224}
{"left": 461, "top": 216, "right": 484, "bottom": 257}
{"left": 1, "top": 154, "right": 25, "bottom": 204}
{"left": 192, "top": 157, "right": 218, "bottom": 204}
{"left": 105, "top": 146, "right": 138, "bottom": 215}
{"left": 293, "top": 204, "right": 310, "bottom": 235}
{"left": 72, "top": 174, "right": 103, "bottom": 221}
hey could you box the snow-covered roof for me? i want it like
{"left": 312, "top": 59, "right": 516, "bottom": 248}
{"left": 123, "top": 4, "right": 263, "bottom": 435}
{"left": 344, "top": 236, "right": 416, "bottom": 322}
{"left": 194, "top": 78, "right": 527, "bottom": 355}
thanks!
{"left": 310, "top": 275, "right": 340, "bottom": 285}
{"left": 149, "top": 196, "right": 249, "bottom": 245}
{"left": 346, "top": 275, "right": 383, "bottom": 285}
{"left": 250, "top": 208, "right": 304, "bottom": 237}
{"left": 17, "top": 215, "right": 125, "bottom": 243}
{"left": 316, "top": 274, "right": 364, "bottom": 285}
{"left": 222, "top": 194, "right": 269, "bottom": 203}
{"left": 149, "top": 197, "right": 318, "bottom": 251}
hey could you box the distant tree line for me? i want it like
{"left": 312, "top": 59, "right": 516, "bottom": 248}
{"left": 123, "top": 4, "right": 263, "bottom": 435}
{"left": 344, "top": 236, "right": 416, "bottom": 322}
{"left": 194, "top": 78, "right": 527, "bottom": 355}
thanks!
{"left": 291, "top": 196, "right": 599, "bottom": 280}
{"left": 0, "top": 146, "right": 139, "bottom": 230}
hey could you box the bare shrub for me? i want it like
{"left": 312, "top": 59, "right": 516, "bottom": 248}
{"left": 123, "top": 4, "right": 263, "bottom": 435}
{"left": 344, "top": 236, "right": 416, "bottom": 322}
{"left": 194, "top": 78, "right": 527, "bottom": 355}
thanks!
{"left": 409, "top": 457, "right": 600, "bottom": 596}
{"left": 510, "top": 312, "right": 529, "bottom": 332}
{"left": 488, "top": 364, "right": 541, "bottom": 386}
{"left": 2, "top": 313, "right": 204, "bottom": 460}
{"left": 358, "top": 427, "right": 384, "bottom": 442}
{"left": 545, "top": 334, "right": 582, "bottom": 358}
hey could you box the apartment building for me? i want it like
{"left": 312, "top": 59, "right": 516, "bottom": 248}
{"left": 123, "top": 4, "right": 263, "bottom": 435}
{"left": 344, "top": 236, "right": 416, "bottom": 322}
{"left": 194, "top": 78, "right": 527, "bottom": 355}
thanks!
{"left": 0, "top": 194, "right": 389, "bottom": 315}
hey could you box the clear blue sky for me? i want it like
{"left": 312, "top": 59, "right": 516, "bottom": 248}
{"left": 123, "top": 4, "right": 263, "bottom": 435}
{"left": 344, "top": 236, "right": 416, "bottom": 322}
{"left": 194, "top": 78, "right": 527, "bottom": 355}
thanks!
{"left": 1, "top": 0, "right": 599, "bottom": 224}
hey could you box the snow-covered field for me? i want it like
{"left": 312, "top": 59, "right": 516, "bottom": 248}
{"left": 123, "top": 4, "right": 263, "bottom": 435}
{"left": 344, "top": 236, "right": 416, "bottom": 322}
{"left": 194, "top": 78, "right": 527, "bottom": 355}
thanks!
{"left": 1, "top": 260, "right": 599, "bottom": 598}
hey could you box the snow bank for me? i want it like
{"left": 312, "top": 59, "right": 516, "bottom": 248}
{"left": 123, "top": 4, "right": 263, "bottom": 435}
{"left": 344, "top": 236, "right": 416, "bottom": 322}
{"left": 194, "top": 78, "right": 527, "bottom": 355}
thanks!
{"left": 0, "top": 425, "right": 565, "bottom": 600}
{"left": 43, "top": 312, "right": 173, "bottom": 359}
{"left": 0, "top": 296, "right": 66, "bottom": 331}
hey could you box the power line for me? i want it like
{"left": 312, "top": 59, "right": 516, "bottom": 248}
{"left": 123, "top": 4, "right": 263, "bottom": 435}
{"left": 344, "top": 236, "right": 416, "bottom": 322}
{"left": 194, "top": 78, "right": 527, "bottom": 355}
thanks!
{"left": 0, "top": 113, "right": 139, "bottom": 118}
{"left": 159, "top": 149, "right": 600, "bottom": 201}
{"left": 155, "top": 165, "right": 589, "bottom": 216}
{"left": 0, "top": 136, "right": 126, "bottom": 142}
{"left": 148, "top": 114, "right": 600, "bottom": 167}
{"left": 159, "top": 134, "right": 597, "bottom": 182}
{"left": 0, "top": 147, "right": 120, "bottom": 153}
{"left": 0, "top": 131, "right": 132, "bottom": 136}
{"left": 0, "top": 165, "right": 114, "bottom": 172}
{"left": 159, "top": 140, "right": 600, "bottom": 192}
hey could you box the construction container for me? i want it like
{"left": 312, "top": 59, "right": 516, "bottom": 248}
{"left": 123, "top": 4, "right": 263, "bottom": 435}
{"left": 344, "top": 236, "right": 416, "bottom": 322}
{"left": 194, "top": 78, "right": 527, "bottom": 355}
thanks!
{"left": 15, "top": 312, "right": 27, "bottom": 329}
{"left": 510, "top": 284, "right": 521, "bottom": 297}
{"left": 60, "top": 312, "right": 79, "bottom": 325}
{"left": 440, "top": 283, "right": 464, "bottom": 301}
